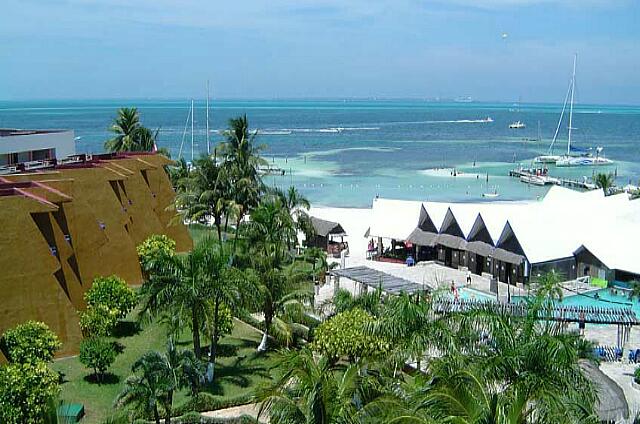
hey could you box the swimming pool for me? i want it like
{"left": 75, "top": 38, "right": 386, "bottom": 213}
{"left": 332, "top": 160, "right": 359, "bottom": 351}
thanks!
{"left": 514, "top": 288, "right": 639, "bottom": 315}
{"left": 458, "top": 287, "right": 496, "bottom": 302}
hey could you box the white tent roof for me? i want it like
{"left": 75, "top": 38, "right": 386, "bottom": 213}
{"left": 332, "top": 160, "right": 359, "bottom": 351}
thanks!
{"left": 367, "top": 189, "right": 640, "bottom": 275}
{"left": 366, "top": 198, "right": 425, "bottom": 240}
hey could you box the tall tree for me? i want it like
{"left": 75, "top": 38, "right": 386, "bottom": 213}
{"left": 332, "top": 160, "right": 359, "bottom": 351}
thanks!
{"left": 141, "top": 240, "right": 213, "bottom": 357}
{"left": 243, "top": 197, "right": 313, "bottom": 351}
{"left": 197, "top": 238, "right": 246, "bottom": 377}
{"left": 175, "top": 155, "right": 232, "bottom": 240}
{"left": 104, "top": 107, "right": 158, "bottom": 153}
{"left": 219, "top": 115, "right": 267, "bottom": 251}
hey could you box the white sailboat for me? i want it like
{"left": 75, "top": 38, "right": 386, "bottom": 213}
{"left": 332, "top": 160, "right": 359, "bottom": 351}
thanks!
{"left": 178, "top": 82, "right": 214, "bottom": 165}
{"left": 509, "top": 97, "right": 525, "bottom": 129}
{"left": 535, "top": 55, "right": 613, "bottom": 167}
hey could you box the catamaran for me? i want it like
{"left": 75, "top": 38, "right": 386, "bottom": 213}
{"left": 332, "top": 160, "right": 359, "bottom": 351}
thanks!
{"left": 534, "top": 54, "right": 613, "bottom": 167}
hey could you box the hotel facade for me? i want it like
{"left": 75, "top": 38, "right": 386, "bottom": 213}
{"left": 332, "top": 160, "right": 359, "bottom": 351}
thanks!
{"left": 0, "top": 152, "right": 191, "bottom": 359}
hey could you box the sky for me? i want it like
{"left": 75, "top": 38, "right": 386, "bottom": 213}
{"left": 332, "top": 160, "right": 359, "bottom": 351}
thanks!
{"left": 1, "top": 0, "right": 639, "bottom": 104}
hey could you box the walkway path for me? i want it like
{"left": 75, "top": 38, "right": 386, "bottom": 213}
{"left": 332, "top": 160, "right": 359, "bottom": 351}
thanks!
{"left": 201, "top": 403, "right": 268, "bottom": 423}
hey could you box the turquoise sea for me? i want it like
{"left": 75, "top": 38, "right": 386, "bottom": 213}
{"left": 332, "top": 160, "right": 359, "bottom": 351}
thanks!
{"left": 1, "top": 99, "right": 639, "bottom": 207}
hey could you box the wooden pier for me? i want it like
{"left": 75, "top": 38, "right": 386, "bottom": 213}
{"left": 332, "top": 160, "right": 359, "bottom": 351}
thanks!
{"left": 509, "top": 168, "right": 597, "bottom": 190}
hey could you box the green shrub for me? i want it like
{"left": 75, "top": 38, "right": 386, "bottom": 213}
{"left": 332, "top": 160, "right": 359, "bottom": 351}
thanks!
{"left": 634, "top": 366, "right": 640, "bottom": 384}
{"left": 85, "top": 275, "right": 137, "bottom": 319}
{"left": 2, "top": 320, "right": 61, "bottom": 364}
{"left": 216, "top": 303, "right": 234, "bottom": 337}
{"left": 175, "top": 411, "right": 202, "bottom": 424}
{"left": 0, "top": 361, "right": 60, "bottom": 423}
{"left": 79, "top": 304, "right": 119, "bottom": 337}
{"left": 173, "top": 392, "right": 253, "bottom": 416}
{"left": 79, "top": 338, "right": 118, "bottom": 383}
{"left": 311, "top": 308, "right": 390, "bottom": 360}
{"left": 137, "top": 234, "right": 176, "bottom": 270}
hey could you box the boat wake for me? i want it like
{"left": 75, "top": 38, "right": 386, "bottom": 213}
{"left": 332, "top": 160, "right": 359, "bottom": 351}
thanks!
{"left": 381, "top": 118, "right": 493, "bottom": 126}
{"left": 280, "top": 127, "right": 380, "bottom": 133}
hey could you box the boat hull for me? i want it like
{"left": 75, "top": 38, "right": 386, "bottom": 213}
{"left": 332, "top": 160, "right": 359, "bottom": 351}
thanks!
{"left": 556, "top": 157, "right": 614, "bottom": 167}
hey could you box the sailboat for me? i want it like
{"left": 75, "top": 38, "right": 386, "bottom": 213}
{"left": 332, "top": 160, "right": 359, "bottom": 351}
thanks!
{"left": 509, "top": 97, "right": 525, "bottom": 129}
{"left": 535, "top": 55, "right": 613, "bottom": 166}
{"left": 177, "top": 82, "right": 213, "bottom": 165}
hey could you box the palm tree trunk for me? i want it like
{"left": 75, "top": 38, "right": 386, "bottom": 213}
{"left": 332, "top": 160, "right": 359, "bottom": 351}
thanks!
{"left": 258, "top": 313, "right": 272, "bottom": 352}
{"left": 209, "top": 298, "right": 221, "bottom": 375}
{"left": 214, "top": 216, "right": 222, "bottom": 241}
{"left": 192, "top": 310, "right": 201, "bottom": 358}
{"left": 232, "top": 213, "right": 243, "bottom": 255}
{"left": 164, "top": 390, "right": 173, "bottom": 424}
{"left": 153, "top": 404, "right": 161, "bottom": 424}
{"left": 224, "top": 212, "right": 230, "bottom": 235}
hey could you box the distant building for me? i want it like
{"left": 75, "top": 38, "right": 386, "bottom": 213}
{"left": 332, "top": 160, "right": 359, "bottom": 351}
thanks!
{"left": 0, "top": 152, "right": 192, "bottom": 359}
{"left": 0, "top": 128, "right": 76, "bottom": 169}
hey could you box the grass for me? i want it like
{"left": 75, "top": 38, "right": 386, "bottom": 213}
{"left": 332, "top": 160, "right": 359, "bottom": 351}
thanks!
{"left": 52, "top": 318, "right": 275, "bottom": 424}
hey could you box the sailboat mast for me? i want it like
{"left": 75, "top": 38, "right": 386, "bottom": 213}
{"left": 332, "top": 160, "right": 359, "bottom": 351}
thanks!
{"left": 206, "top": 81, "right": 210, "bottom": 156}
{"left": 191, "top": 99, "right": 195, "bottom": 162}
{"left": 567, "top": 54, "right": 577, "bottom": 156}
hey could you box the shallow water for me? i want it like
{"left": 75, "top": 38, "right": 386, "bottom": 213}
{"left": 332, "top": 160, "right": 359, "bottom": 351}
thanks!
{"left": 1, "top": 99, "right": 638, "bottom": 207}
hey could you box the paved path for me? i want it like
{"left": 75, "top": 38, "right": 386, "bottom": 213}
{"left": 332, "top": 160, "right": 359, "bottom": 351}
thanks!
{"left": 201, "top": 403, "right": 268, "bottom": 423}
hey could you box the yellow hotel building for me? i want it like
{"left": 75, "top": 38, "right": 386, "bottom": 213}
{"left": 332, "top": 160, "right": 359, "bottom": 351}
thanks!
{"left": 0, "top": 152, "right": 191, "bottom": 359}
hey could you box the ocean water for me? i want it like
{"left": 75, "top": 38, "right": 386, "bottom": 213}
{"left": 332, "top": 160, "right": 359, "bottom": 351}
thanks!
{"left": 1, "top": 99, "right": 639, "bottom": 208}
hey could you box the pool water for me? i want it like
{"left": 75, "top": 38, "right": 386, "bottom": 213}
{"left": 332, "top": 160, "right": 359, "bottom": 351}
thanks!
{"left": 458, "top": 287, "right": 496, "bottom": 302}
{"left": 514, "top": 288, "right": 639, "bottom": 315}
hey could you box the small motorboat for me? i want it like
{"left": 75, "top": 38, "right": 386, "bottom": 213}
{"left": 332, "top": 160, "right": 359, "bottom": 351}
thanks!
{"left": 509, "top": 121, "right": 526, "bottom": 129}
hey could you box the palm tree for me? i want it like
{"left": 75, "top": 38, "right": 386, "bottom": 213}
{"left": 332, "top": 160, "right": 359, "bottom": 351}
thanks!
{"left": 218, "top": 115, "right": 267, "bottom": 251}
{"left": 174, "top": 155, "right": 232, "bottom": 240}
{"left": 115, "top": 352, "right": 167, "bottom": 424}
{"left": 594, "top": 172, "right": 615, "bottom": 195}
{"left": 198, "top": 239, "right": 247, "bottom": 376}
{"left": 276, "top": 186, "right": 311, "bottom": 250}
{"left": 167, "top": 157, "right": 190, "bottom": 191}
{"left": 243, "top": 197, "right": 313, "bottom": 351}
{"left": 252, "top": 255, "right": 313, "bottom": 352}
{"left": 533, "top": 269, "right": 565, "bottom": 302}
{"left": 141, "top": 239, "right": 215, "bottom": 357}
{"left": 116, "top": 341, "right": 193, "bottom": 424}
{"left": 325, "top": 287, "right": 383, "bottom": 316}
{"left": 257, "top": 348, "right": 387, "bottom": 424}
{"left": 105, "top": 108, "right": 141, "bottom": 152}
{"left": 368, "top": 292, "right": 451, "bottom": 373}
{"left": 104, "top": 107, "right": 159, "bottom": 153}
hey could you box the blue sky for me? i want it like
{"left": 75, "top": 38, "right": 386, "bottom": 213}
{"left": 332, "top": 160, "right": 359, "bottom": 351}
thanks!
{"left": 1, "top": 0, "right": 638, "bottom": 103}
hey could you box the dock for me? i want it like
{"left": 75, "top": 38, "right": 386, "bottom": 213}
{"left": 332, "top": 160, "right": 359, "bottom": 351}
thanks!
{"left": 509, "top": 167, "right": 597, "bottom": 190}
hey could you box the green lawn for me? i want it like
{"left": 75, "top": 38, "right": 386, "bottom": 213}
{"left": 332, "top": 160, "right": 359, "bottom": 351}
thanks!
{"left": 52, "top": 318, "right": 275, "bottom": 424}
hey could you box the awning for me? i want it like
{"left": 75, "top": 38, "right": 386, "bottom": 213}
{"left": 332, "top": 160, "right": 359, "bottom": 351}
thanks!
{"left": 437, "top": 233, "right": 467, "bottom": 250}
{"left": 466, "top": 240, "right": 495, "bottom": 257}
{"left": 407, "top": 228, "right": 439, "bottom": 246}
{"left": 491, "top": 248, "right": 525, "bottom": 265}
{"left": 330, "top": 266, "right": 430, "bottom": 294}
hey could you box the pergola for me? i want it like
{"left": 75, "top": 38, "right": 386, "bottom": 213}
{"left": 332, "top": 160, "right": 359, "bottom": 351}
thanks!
{"left": 330, "top": 266, "right": 428, "bottom": 295}
{"left": 432, "top": 299, "right": 639, "bottom": 347}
